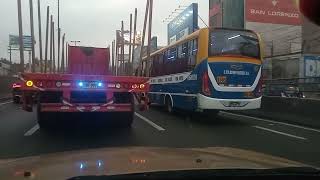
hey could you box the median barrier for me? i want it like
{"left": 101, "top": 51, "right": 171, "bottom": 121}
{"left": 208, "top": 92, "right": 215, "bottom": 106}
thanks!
{"left": 0, "top": 76, "right": 18, "bottom": 98}
{"left": 234, "top": 96, "right": 320, "bottom": 128}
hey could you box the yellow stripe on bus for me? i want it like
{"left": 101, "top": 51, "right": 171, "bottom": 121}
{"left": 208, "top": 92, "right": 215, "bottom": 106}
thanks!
{"left": 207, "top": 57, "right": 262, "bottom": 65}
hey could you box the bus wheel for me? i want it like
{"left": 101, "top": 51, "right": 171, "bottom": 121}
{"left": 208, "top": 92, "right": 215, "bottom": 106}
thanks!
{"left": 165, "top": 96, "right": 173, "bottom": 113}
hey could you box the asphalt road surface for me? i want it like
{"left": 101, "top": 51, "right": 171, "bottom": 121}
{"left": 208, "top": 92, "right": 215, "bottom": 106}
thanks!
{"left": 0, "top": 100, "right": 320, "bottom": 167}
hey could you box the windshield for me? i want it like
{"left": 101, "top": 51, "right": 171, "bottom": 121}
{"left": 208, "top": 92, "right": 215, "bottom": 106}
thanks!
{"left": 1, "top": 0, "right": 320, "bottom": 178}
{"left": 209, "top": 30, "right": 260, "bottom": 59}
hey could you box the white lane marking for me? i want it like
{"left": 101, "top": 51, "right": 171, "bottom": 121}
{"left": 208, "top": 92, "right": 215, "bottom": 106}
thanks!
{"left": 253, "top": 126, "right": 307, "bottom": 140}
{"left": 0, "top": 101, "right": 13, "bottom": 106}
{"left": 134, "top": 112, "right": 165, "bottom": 131}
{"left": 221, "top": 112, "right": 320, "bottom": 133}
{"left": 24, "top": 124, "right": 40, "bottom": 136}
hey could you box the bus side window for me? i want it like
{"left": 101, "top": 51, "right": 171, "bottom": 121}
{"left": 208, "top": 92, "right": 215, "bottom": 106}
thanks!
{"left": 170, "top": 47, "right": 177, "bottom": 61}
{"left": 159, "top": 53, "right": 164, "bottom": 76}
{"left": 188, "top": 39, "right": 197, "bottom": 70}
{"left": 163, "top": 50, "right": 169, "bottom": 75}
{"left": 150, "top": 56, "right": 155, "bottom": 77}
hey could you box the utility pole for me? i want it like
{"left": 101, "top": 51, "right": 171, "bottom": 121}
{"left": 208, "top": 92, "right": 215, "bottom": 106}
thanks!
{"left": 37, "top": 0, "right": 43, "bottom": 73}
{"left": 52, "top": 21, "right": 56, "bottom": 73}
{"left": 57, "top": 0, "right": 61, "bottom": 72}
{"left": 139, "top": 0, "right": 150, "bottom": 76}
{"left": 44, "top": 6, "right": 49, "bottom": 73}
{"left": 50, "top": 15, "right": 53, "bottom": 73}
{"left": 115, "top": 31, "right": 119, "bottom": 76}
{"left": 57, "top": 28, "right": 61, "bottom": 72}
{"left": 65, "top": 42, "right": 68, "bottom": 72}
{"left": 111, "top": 40, "right": 115, "bottom": 75}
{"left": 121, "top": 21, "right": 125, "bottom": 75}
{"left": 128, "top": 13, "right": 133, "bottom": 71}
{"left": 131, "top": 8, "right": 138, "bottom": 75}
{"left": 29, "top": 0, "right": 36, "bottom": 73}
{"left": 146, "top": 0, "right": 153, "bottom": 77}
{"left": 61, "top": 33, "right": 65, "bottom": 73}
{"left": 17, "top": 0, "right": 25, "bottom": 72}
{"left": 8, "top": 46, "right": 12, "bottom": 64}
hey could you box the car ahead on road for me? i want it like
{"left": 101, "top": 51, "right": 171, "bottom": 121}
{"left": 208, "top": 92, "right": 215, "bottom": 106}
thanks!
{"left": 12, "top": 82, "right": 37, "bottom": 104}
{"left": 0, "top": 147, "right": 318, "bottom": 179}
{"left": 263, "top": 85, "right": 305, "bottom": 98}
{"left": 12, "top": 82, "right": 22, "bottom": 104}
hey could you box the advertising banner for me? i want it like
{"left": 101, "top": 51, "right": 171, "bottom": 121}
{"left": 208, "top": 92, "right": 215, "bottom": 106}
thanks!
{"left": 167, "top": 3, "right": 198, "bottom": 45}
{"left": 245, "top": 0, "right": 301, "bottom": 25}
{"left": 304, "top": 55, "right": 320, "bottom": 77}
{"left": 9, "top": 35, "right": 32, "bottom": 49}
{"left": 209, "top": 3, "right": 222, "bottom": 27}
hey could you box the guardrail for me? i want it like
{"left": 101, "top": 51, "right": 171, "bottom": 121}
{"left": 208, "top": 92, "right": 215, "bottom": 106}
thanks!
{"left": 0, "top": 75, "right": 19, "bottom": 98}
{"left": 263, "top": 77, "right": 320, "bottom": 98}
{"left": 236, "top": 96, "right": 320, "bottom": 128}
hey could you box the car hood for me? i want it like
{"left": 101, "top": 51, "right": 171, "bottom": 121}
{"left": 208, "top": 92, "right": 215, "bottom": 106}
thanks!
{"left": 0, "top": 147, "right": 306, "bottom": 179}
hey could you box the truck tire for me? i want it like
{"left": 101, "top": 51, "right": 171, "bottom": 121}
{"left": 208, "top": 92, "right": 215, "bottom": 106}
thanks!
{"left": 118, "top": 112, "right": 133, "bottom": 128}
{"left": 13, "top": 96, "right": 20, "bottom": 104}
{"left": 37, "top": 104, "right": 51, "bottom": 129}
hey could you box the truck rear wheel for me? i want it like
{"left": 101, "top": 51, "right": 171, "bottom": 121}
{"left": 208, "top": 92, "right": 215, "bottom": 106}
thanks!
{"left": 37, "top": 104, "right": 52, "bottom": 129}
{"left": 13, "top": 96, "right": 20, "bottom": 104}
{"left": 117, "top": 112, "right": 133, "bottom": 128}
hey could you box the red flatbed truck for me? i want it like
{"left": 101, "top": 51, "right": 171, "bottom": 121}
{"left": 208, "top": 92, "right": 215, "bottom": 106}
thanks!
{"left": 19, "top": 46, "right": 149, "bottom": 129}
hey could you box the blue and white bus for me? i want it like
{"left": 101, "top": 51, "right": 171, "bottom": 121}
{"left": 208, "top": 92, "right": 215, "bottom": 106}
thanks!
{"left": 142, "top": 28, "right": 263, "bottom": 113}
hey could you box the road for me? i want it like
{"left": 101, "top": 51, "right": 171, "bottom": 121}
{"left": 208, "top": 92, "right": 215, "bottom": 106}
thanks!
{"left": 0, "top": 100, "right": 320, "bottom": 167}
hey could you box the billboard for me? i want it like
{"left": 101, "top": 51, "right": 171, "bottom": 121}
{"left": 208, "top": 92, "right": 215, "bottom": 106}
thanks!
{"left": 167, "top": 3, "right": 198, "bottom": 45}
{"left": 304, "top": 55, "right": 320, "bottom": 77}
{"left": 209, "top": 3, "right": 222, "bottom": 27}
{"left": 9, "top": 35, "right": 32, "bottom": 49}
{"left": 245, "top": 0, "right": 301, "bottom": 25}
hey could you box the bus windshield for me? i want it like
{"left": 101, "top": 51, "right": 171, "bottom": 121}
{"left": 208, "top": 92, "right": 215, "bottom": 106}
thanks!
{"left": 209, "top": 30, "right": 260, "bottom": 59}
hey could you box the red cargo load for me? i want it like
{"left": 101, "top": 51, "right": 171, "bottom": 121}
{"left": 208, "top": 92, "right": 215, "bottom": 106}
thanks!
{"left": 68, "top": 46, "right": 110, "bottom": 75}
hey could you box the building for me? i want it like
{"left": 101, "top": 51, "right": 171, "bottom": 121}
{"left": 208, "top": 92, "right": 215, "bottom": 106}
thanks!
{"left": 209, "top": 0, "right": 307, "bottom": 79}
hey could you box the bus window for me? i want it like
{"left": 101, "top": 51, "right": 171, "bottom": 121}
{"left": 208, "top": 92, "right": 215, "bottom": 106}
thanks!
{"left": 168, "top": 47, "right": 177, "bottom": 61}
{"left": 209, "top": 29, "right": 260, "bottom": 59}
{"left": 188, "top": 39, "right": 197, "bottom": 70}
{"left": 150, "top": 56, "right": 155, "bottom": 77}
{"left": 163, "top": 50, "right": 168, "bottom": 62}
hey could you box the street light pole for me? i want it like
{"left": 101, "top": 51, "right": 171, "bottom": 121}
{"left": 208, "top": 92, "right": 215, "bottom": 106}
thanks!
{"left": 44, "top": 6, "right": 49, "bottom": 73}
{"left": 29, "top": 0, "right": 36, "bottom": 73}
{"left": 17, "top": 0, "right": 25, "bottom": 72}
{"left": 139, "top": 0, "right": 150, "bottom": 76}
{"left": 37, "top": 0, "right": 43, "bottom": 73}
{"left": 57, "top": 0, "right": 61, "bottom": 72}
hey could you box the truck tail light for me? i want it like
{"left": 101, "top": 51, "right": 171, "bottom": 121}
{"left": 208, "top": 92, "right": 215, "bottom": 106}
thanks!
{"left": 202, "top": 71, "right": 211, "bottom": 96}
{"left": 140, "top": 84, "right": 145, "bottom": 89}
{"left": 26, "top": 80, "right": 34, "bottom": 87}
{"left": 115, "top": 83, "right": 121, "bottom": 89}
{"left": 131, "top": 84, "right": 139, "bottom": 89}
{"left": 12, "top": 83, "right": 21, "bottom": 88}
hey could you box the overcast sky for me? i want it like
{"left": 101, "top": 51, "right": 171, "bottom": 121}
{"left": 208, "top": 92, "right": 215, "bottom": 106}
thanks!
{"left": 0, "top": 0, "right": 208, "bottom": 63}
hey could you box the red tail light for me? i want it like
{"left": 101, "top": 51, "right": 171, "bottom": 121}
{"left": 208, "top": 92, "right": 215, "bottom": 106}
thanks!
{"left": 12, "top": 83, "right": 21, "bottom": 88}
{"left": 202, "top": 71, "right": 211, "bottom": 96}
